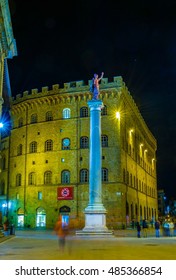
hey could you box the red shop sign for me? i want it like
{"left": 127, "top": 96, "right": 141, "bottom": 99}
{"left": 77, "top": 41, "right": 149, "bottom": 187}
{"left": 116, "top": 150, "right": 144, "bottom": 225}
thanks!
{"left": 57, "top": 187, "right": 74, "bottom": 200}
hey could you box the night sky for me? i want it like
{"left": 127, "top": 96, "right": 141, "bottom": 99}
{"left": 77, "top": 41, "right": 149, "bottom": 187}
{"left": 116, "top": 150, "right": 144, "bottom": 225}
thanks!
{"left": 7, "top": 0, "right": 176, "bottom": 198}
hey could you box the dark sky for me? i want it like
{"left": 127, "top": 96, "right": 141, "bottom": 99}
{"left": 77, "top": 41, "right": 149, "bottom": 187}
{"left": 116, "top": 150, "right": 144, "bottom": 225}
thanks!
{"left": 7, "top": 0, "right": 176, "bottom": 198}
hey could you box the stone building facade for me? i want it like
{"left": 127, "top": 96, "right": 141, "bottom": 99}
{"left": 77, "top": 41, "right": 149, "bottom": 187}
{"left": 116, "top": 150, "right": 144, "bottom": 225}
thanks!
{"left": 0, "top": 76, "right": 158, "bottom": 229}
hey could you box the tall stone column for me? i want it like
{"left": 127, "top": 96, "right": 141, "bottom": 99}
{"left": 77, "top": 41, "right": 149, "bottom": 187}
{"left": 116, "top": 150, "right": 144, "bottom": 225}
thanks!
{"left": 77, "top": 99, "right": 112, "bottom": 235}
{"left": 86, "top": 99, "right": 105, "bottom": 212}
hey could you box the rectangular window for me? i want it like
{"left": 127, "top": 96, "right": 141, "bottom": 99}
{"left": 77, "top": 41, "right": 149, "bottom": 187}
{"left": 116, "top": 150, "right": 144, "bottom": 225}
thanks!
{"left": 38, "top": 192, "right": 42, "bottom": 200}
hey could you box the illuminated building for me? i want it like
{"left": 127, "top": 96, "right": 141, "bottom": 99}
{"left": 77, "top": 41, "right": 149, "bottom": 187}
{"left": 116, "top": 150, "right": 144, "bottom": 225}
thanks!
{"left": 0, "top": 76, "right": 158, "bottom": 228}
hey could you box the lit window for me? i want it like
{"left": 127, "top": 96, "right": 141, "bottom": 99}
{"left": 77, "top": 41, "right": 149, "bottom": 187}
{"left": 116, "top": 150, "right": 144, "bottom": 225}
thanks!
{"left": 45, "top": 139, "right": 53, "bottom": 151}
{"left": 61, "top": 170, "right": 70, "bottom": 184}
{"left": 80, "top": 169, "right": 89, "bottom": 183}
{"left": 38, "top": 192, "right": 42, "bottom": 200}
{"left": 44, "top": 171, "right": 52, "bottom": 184}
{"left": 80, "top": 107, "right": 88, "bottom": 117}
{"left": 80, "top": 136, "right": 89, "bottom": 149}
{"left": 102, "top": 168, "right": 108, "bottom": 182}
{"left": 29, "top": 141, "right": 37, "bottom": 153}
{"left": 101, "top": 135, "right": 108, "bottom": 147}
{"left": 62, "top": 108, "right": 71, "bottom": 119}
{"left": 31, "top": 114, "right": 38, "bottom": 123}
{"left": 29, "top": 172, "right": 36, "bottom": 185}
{"left": 46, "top": 111, "right": 53, "bottom": 121}
{"left": 16, "top": 174, "right": 22, "bottom": 186}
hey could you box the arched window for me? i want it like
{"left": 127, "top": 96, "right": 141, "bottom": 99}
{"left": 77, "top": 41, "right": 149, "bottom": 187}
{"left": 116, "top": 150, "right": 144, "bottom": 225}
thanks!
{"left": 62, "top": 108, "right": 71, "bottom": 119}
{"left": 45, "top": 139, "right": 53, "bottom": 151}
{"left": 44, "top": 171, "right": 52, "bottom": 184}
{"left": 18, "top": 117, "right": 23, "bottom": 127}
{"left": 36, "top": 207, "right": 46, "bottom": 227}
{"left": 101, "top": 135, "right": 108, "bottom": 147}
{"left": 101, "top": 105, "right": 107, "bottom": 115}
{"left": 29, "top": 141, "right": 37, "bottom": 153}
{"left": 46, "top": 111, "right": 53, "bottom": 121}
{"left": 31, "top": 113, "right": 38, "bottom": 123}
{"left": 29, "top": 172, "right": 36, "bottom": 185}
{"left": 61, "top": 170, "right": 70, "bottom": 184}
{"left": 16, "top": 173, "right": 22, "bottom": 186}
{"left": 80, "top": 136, "right": 89, "bottom": 149}
{"left": 80, "top": 107, "right": 88, "bottom": 117}
{"left": 102, "top": 168, "right": 108, "bottom": 182}
{"left": 17, "top": 144, "right": 23, "bottom": 155}
{"left": 80, "top": 169, "right": 89, "bottom": 183}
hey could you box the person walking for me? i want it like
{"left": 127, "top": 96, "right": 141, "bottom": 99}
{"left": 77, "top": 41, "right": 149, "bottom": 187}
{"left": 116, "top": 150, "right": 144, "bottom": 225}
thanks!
{"left": 142, "top": 219, "right": 148, "bottom": 237}
{"left": 155, "top": 220, "right": 160, "bottom": 237}
{"left": 136, "top": 222, "right": 141, "bottom": 238}
{"left": 54, "top": 215, "right": 68, "bottom": 252}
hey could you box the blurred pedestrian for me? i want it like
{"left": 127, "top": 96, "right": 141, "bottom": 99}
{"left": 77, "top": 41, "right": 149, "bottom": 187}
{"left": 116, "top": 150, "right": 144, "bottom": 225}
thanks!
{"left": 154, "top": 220, "right": 160, "bottom": 237}
{"left": 170, "top": 220, "right": 174, "bottom": 237}
{"left": 142, "top": 219, "right": 148, "bottom": 237}
{"left": 136, "top": 222, "right": 141, "bottom": 238}
{"left": 174, "top": 222, "right": 176, "bottom": 237}
{"left": 3, "top": 219, "right": 9, "bottom": 236}
{"left": 54, "top": 215, "right": 69, "bottom": 252}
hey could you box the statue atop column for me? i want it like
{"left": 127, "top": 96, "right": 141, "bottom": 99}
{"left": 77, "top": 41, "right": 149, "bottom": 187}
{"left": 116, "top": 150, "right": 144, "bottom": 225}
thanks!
{"left": 90, "top": 72, "right": 104, "bottom": 100}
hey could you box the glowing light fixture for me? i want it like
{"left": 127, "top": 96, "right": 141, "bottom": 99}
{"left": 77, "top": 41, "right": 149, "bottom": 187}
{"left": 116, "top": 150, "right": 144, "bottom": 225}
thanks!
{"left": 144, "top": 149, "right": 148, "bottom": 153}
{"left": 140, "top": 143, "right": 144, "bottom": 148}
{"left": 115, "top": 111, "right": 120, "bottom": 119}
{"left": 130, "top": 129, "right": 134, "bottom": 133}
{"left": 0, "top": 122, "right": 3, "bottom": 128}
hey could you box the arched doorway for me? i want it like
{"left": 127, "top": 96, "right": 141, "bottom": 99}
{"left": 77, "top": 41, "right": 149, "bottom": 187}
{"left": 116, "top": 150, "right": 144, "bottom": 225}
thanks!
{"left": 59, "top": 205, "right": 70, "bottom": 225}
{"left": 17, "top": 208, "right": 24, "bottom": 227}
{"left": 36, "top": 207, "right": 46, "bottom": 227}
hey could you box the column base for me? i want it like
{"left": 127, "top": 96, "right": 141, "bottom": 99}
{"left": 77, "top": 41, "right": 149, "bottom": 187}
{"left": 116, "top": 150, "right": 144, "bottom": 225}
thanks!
{"left": 76, "top": 212, "right": 113, "bottom": 237}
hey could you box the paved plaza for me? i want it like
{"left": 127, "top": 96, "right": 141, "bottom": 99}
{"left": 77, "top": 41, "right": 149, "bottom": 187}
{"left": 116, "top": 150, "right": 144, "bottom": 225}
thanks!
{"left": 0, "top": 229, "right": 176, "bottom": 260}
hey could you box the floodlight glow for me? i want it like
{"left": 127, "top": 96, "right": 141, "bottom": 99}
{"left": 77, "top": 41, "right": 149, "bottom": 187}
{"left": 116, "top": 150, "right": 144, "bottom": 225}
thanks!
{"left": 0, "top": 122, "right": 3, "bottom": 128}
{"left": 115, "top": 111, "right": 120, "bottom": 119}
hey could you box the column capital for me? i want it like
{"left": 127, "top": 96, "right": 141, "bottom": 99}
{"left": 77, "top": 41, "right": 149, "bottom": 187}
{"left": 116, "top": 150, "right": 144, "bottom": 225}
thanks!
{"left": 87, "top": 99, "right": 104, "bottom": 110}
